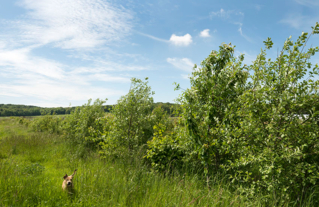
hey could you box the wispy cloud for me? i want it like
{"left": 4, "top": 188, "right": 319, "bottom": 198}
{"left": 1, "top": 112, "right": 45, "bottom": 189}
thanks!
{"left": 167, "top": 57, "right": 194, "bottom": 80}
{"left": 0, "top": 0, "right": 145, "bottom": 106}
{"left": 209, "top": 8, "right": 251, "bottom": 42}
{"left": 0, "top": 41, "right": 7, "bottom": 49}
{"left": 200, "top": 29, "right": 211, "bottom": 37}
{"left": 236, "top": 23, "right": 253, "bottom": 43}
{"left": 167, "top": 58, "right": 194, "bottom": 72}
{"left": 87, "top": 74, "right": 130, "bottom": 82}
{"left": 0, "top": 47, "right": 130, "bottom": 105}
{"left": 137, "top": 32, "right": 193, "bottom": 46}
{"left": 0, "top": 47, "right": 65, "bottom": 79}
{"left": 210, "top": 8, "right": 244, "bottom": 20}
{"left": 279, "top": 14, "right": 318, "bottom": 30}
{"left": 0, "top": 81, "right": 125, "bottom": 102}
{"left": 70, "top": 53, "right": 149, "bottom": 72}
{"left": 16, "top": 0, "right": 133, "bottom": 49}
{"left": 169, "top": 34, "right": 193, "bottom": 46}
{"left": 136, "top": 31, "right": 169, "bottom": 43}
{"left": 254, "top": 4, "right": 263, "bottom": 11}
{"left": 0, "top": 47, "right": 134, "bottom": 105}
{"left": 294, "top": 0, "right": 319, "bottom": 6}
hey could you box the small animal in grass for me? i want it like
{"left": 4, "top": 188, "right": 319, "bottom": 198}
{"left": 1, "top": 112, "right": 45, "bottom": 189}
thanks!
{"left": 62, "top": 169, "right": 77, "bottom": 193}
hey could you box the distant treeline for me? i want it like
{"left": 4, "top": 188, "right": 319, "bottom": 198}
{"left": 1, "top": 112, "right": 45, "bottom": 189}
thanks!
{"left": 0, "top": 102, "right": 179, "bottom": 117}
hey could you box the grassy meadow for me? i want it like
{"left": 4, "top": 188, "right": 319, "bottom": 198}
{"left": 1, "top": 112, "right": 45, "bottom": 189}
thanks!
{"left": 0, "top": 117, "right": 317, "bottom": 206}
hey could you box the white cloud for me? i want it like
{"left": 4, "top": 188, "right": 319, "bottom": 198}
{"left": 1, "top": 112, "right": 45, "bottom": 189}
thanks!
{"left": 87, "top": 74, "right": 130, "bottom": 82}
{"left": 0, "top": 41, "right": 6, "bottom": 49}
{"left": 69, "top": 53, "right": 149, "bottom": 72}
{"left": 0, "top": 47, "right": 134, "bottom": 84}
{"left": 0, "top": 81, "right": 124, "bottom": 102}
{"left": 0, "top": 0, "right": 150, "bottom": 106}
{"left": 167, "top": 58, "right": 194, "bottom": 72}
{"left": 16, "top": 0, "right": 133, "bottom": 49}
{"left": 210, "top": 8, "right": 228, "bottom": 19}
{"left": 210, "top": 8, "right": 244, "bottom": 20}
{"left": 0, "top": 47, "right": 133, "bottom": 105}
{"left": 169, "top": 34, "right": 193, "bottom": 46}
{"left": 0, "top": 66, "right": 128, "bottom": 106}
{"left": 0, "top": 47, "right": 65, "bottom": 79}
{"left": 200, "top": 29, "right": 210, "bottom": 37}
{"left": 137, "top": 32, "right": 193, "bottom": 46}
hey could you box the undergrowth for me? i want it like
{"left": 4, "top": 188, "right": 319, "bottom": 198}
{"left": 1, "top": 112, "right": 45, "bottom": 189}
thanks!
{"left": 0, "top": 117, "right": 318, "bottom": 206}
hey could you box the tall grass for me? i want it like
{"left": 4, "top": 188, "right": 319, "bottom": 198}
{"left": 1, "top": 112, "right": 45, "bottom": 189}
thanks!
{"left": 0, "top": 117, "right": 317, "bottom": 206}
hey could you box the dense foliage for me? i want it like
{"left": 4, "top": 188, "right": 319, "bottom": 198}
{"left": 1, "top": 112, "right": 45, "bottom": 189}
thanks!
{"left": 226, "top": 29, "right": 319, "bottom": 197}
{"left": 147, "top": 23, "right": 319, "bottom": 201}
{"left": 63, "top": 99, "right": 107, "bottom": 149}
{"left": 99, "top": 78, "right": 169, "bottom": 158}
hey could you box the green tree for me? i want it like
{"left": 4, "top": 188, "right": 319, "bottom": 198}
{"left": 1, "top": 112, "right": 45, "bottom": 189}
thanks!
{"left": 101, "top": 77, "right": 156, "bottom": 156}
{"left": 225, "top": 23, "right": 319, "bottom": 198}
{"left": 176, "top": 43, "right": 248, "bottom": 176}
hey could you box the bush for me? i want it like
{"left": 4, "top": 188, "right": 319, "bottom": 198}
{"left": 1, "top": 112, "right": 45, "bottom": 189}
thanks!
{"left": 175, "top": 42, "right": 248, "bottom": 176}
{"left": 173, "top": 23, "right": 319, "bottom": 199}
{"left": 87, "top": 115, "right": 114, "bottom": 150}
{"left": 15, "top": 116, "right": 63, "bottom": 134}
{"left": 16, "top": 117, "right": 31, "bottom": 127}
{"left": 30, "top": 115, "right": 64, "bottom": 134}
{"left": 100, "top": 78, "right": 156, "bottom": 157}
{"left": 63, "top": 98, "right": 107, "bottom": 148}
{"left": 145, "top": 122, "right": 185, "bottom": 172}
{"left": 224, "top": 24, "right": 319, "bottom": 198}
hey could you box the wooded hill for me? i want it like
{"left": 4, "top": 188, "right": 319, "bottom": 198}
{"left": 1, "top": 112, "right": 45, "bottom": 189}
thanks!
{"left": 0, "top": 102, "right": 178, "bottom": 117}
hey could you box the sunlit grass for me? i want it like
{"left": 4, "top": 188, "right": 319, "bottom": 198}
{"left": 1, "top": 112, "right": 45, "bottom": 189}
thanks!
{"left": 0, "top": 117, "right": 317, "bottom": 206}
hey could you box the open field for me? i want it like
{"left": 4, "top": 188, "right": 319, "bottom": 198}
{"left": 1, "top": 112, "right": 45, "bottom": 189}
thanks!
{"left": 0, "top": 117, "right": 249, "bottom": 206}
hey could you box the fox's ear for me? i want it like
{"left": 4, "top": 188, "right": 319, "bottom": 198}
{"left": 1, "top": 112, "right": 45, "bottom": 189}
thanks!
{"left": 63, "top": 174, "right": 68, "bottom": 179}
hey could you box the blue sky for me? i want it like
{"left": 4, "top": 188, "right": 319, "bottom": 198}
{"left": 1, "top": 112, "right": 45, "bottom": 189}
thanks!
{"left": 0, "top": 0, "right": 319, "bottom": 107}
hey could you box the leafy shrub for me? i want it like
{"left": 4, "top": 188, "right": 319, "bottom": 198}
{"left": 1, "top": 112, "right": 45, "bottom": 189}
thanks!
{"left": 175, "top": 42, "right": 248, "bottom": 175}
{"left": 30, "top": 115, "right": 64, "bottom": 134}
{"left": 87, "top": 115, "right": 113, "bottom": 150}
{"left": 145, "top": 122, "right": 185, "bottom": 172}
{"left": 173, "top": 23, "right": 319, "bottom": 199}
{"left": 15, "top": 115, "right": 63, "bottom": 134}
{"left": 100, "top": 78, "right": 156, "bottom": 157}
{"left": 63, "top": 98, "right": 107, "bottom": 148}
{"left": 224, "top": 24, "right": 319, "bottom": 198}
{"left": 15, "top": 116, "right": 31, "bottom": 127}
